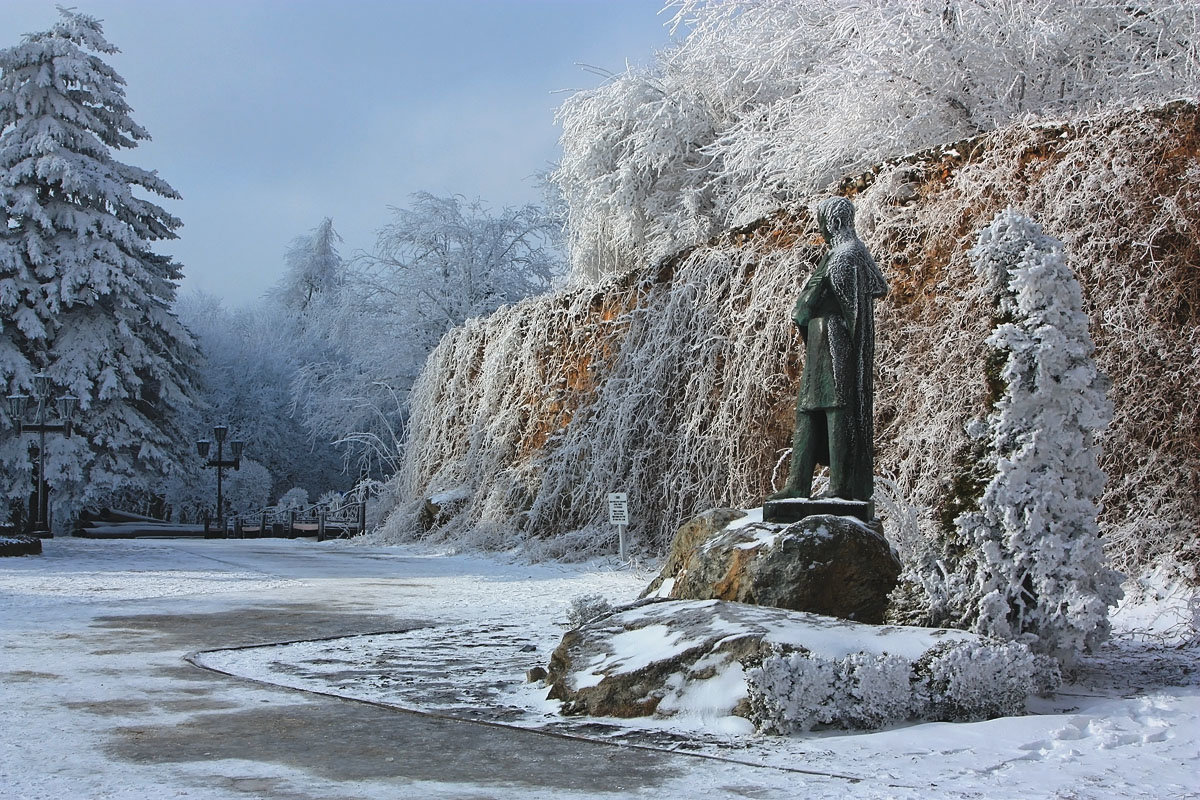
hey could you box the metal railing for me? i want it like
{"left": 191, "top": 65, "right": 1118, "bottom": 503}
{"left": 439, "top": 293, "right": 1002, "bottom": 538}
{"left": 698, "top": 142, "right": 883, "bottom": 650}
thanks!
{"left": 205, "top": 492, "right": 369, "bottom": 541}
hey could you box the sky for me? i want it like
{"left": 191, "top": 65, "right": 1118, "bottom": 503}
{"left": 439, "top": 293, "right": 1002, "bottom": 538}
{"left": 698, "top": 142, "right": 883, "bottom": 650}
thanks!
{"left": 1, "top": 0, "right": 677, "bottom": 305}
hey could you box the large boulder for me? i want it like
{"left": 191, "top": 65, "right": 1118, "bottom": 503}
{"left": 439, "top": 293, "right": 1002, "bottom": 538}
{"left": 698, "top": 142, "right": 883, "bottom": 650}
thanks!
{"left": 546, "top": 599, "right": 763, "bottom": 722}
{"left": 544, "top": 599, "right": 1054, "bottom": 731}
{"left": 643, "top": 509, "right": 901, "bottom": 623}
{"left": 641, "top": 507, "right": 746, "bottom": 598}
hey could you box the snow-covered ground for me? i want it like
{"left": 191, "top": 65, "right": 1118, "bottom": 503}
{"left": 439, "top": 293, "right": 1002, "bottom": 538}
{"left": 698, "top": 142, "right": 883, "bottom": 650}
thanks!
{"left": 1, "top": 537, "right": 1197, "bottom": 799}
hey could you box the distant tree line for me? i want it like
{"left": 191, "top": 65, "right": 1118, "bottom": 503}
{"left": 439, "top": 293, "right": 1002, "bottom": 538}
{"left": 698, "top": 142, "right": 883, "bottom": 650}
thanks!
{"left": 0, "top": 9, "right": 562, "bottom": 527}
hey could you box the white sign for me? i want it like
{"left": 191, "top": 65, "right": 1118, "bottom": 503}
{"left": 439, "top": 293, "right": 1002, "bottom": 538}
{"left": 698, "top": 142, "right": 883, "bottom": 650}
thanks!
{"left": 607, "top": 492, "right": 629, "bottom": 526}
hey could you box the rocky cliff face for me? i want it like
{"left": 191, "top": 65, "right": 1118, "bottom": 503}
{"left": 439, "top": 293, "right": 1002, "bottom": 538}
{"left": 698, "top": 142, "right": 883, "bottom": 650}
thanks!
{"left": 379, "top": 101, "right": 1199, "bottom": 580}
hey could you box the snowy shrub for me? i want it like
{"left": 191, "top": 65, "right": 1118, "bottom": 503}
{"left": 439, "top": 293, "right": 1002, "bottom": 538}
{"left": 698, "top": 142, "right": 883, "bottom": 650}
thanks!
{"left": 744, "top": 647, "right": 840, "bottom": 734}
{"left": 222, "top": 459, "right": 272, "bottom": 516}
{"left": 277, "top": 488, "right": 309, "bottom": 511}
{"left": 876, "top": 476, "right": 962, "bottom": 626}
{"left": 745, "top": 638, "right": 1057, "bottom": 733}
{"left": 564, "top": 594, "right": 616, "bottom": 630}
{"left": 916, "top": 640, "right": 1060, "bottom": 721}
{"left": 839, "top": 652, "right": 915, "bottom": 729}
{"left": 317, "top": 490, "right": 344, "bottom": 509}
{"left": 951, "top": 210, "right": 1123, "bottom": 666}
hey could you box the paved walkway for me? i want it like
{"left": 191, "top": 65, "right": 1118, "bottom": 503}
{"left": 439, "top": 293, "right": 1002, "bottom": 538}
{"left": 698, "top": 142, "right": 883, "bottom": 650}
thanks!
{"left": 0, "top": 538, "right": 855, "bottom": 800}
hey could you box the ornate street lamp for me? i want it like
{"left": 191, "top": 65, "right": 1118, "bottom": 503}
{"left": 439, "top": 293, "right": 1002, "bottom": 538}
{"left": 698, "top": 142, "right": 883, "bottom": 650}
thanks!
{"left": 7, "top": 374, "right": 79, "bottom": 537}
{"left": 197, "top": 424, "right": 243, "bottom": 534}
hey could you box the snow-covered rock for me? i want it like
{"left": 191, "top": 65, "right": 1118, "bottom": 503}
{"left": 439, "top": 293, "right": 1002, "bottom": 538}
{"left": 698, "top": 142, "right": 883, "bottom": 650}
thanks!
{"left": 644, "top": 508, "right": 901, "bottom": 623}
{"left": 0, "top": 535, "right": 41, "bottom": 557}
{"left": 544, "top": 599, "right": 1057, "bottom": 733}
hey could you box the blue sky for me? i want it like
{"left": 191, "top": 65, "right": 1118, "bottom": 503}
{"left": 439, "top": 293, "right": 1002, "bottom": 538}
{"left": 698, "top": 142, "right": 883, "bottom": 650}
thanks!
{"left": 2, "top": 0, "right": 676, "bottom": 304}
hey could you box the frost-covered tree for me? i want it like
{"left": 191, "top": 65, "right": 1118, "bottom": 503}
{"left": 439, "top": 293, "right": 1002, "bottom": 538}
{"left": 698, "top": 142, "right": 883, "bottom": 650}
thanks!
{"left": 222, "top": 457, "right": 271, "bottom": 517}
{"left": 554, "top": 0, "right": 1199, "bottom": 280}
{"left": 291, "top": 193, "right": 562, "bottom": 472}
{"left": 361, "top": 192, "right": 560, "bottom": 353}
{"left": 275, "top": 217, "right": 344, "bottom": 312}
{"left": 0, "top": 9, "right": 198, "bottom": 519}
{"left": 276, "top": 486, "right": 309, "bottom": 511}
{"left": 954, "top": 209, "right": 1122, "bottom": 666}
{"left": 174, "top": 292, "right": 345, "bottom": 504}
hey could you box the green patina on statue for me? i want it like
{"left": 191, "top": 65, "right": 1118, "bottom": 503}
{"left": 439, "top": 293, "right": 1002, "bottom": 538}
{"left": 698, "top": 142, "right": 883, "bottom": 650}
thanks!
{"left": 772, "top": 196, "right": 887, "bottom": 503}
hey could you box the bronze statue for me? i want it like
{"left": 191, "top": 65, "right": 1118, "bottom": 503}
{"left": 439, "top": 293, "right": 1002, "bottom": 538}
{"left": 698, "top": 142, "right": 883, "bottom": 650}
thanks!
{"left": 772, "top": 197, "right": 887, "bottom": 504}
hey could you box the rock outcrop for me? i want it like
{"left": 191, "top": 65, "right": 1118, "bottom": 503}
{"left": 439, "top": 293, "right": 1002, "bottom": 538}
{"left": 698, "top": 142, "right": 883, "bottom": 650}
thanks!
{"left": 385, "top": 101, "right": 1200, "bottom": 579}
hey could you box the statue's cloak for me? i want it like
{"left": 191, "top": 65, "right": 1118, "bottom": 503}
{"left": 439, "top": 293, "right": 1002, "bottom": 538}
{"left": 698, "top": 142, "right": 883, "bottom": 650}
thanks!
{"left": 794, "top": 236, "right": 887, "bottom": 500}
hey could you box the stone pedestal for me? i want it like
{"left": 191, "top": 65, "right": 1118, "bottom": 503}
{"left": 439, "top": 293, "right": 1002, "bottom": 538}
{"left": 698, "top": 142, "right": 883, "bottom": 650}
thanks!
{"left": 763, "top": 497, "right": 873, "bottom": 523}
{"left": 643, "top": 509, "right": 900, "bottom": 623}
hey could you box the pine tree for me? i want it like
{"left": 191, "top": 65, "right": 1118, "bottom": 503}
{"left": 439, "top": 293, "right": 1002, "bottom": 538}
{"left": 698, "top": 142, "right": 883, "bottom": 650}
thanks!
{"left": 0, "top": 9, "right": 198, "bottom": 520}
{"left": 955, "top": 209, "right": 1123, "bottom": 667}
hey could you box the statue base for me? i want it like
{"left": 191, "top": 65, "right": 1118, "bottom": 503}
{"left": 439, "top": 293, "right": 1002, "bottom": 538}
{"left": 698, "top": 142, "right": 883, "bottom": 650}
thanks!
{"left": 763, "top": 497, "right": 874, "bottom": 524}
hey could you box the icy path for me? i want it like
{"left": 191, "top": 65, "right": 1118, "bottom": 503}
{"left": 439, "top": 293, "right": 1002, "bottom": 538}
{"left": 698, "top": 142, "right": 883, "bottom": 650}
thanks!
{"left": 1, "top": 537, "right": 1197, "bottom": 799}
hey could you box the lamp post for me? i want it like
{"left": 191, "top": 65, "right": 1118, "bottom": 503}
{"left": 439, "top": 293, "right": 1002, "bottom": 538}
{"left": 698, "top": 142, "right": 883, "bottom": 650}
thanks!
{"left": 7, "top": 374, "right": 79, "bottom": 537}
{"left": 196, "top": 425, "right": 243, "bottom": 534}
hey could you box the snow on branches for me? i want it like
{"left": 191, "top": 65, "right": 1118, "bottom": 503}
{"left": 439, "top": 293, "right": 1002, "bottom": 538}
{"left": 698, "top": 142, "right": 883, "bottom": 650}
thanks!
{"left": 953, "top": 210, "right": 1122, "bottom": 665}
{"left": 378, "top": 102, "right": 1200, "bottom": 601}
{"left": 553, "top": 0, "right": 1199, "bottom": 281}
{"left": 290, "top": 195, "right": 564, "bottom": 477}
{"left": 275, "top": 218, "right": 345, "bottom": 313}
{"left": 745, "top": 638, "right": 1059, "bottom": 733}
{"left": 0, "top": 9, "right": 197, "bottom": 519}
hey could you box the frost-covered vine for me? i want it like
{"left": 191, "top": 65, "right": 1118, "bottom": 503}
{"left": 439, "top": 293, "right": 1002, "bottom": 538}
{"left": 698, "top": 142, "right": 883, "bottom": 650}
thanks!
{"left": 379, "top": 225, "right": 810, "bottom": 557}
{"left": 374, "top": 102, "right": 1200, "bottom": 588}
{"left": 553, "top": 0, "right": 1199, "bottom": 280}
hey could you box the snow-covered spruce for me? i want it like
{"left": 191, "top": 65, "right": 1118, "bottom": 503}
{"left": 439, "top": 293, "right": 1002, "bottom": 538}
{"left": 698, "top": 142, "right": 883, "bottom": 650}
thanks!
{"left": 0, "top": 9, "right": 198, "bottom": 520}
{"left": 745, "top": 638, "right": 1059, "bottom": 734}
{"left": 951, "top": 210, "right": 1122, "bottom": 666}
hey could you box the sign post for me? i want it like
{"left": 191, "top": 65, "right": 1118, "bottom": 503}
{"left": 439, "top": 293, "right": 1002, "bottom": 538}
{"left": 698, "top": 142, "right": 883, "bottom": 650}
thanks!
{"left": 607, "top": 492, "right": 629, "bottom": 560}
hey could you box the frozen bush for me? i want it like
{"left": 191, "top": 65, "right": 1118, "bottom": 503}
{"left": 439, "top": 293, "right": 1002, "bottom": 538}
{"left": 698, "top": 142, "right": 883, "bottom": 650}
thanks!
{"left": 744, "top": 637, "right": 1057, "bottom": 734}
{"left": 564, "top": 595, "right": 615, "bottom": 630}
{"left": 839, "top": 652, "right": 914, "bottom": 729}
{"left": 954, "top": 210, "right": 1123, "bottom": 666}
{"left": 277, "top": 488, "right": 309, "bottom": 511}
{"left": 744, "top": 647, "right": 840, "bottom": 734}
{"left": 317, "top": 490, "right": 344, "bottom": 509}
{"left": 222, "top": 459, "right": 272, "bottom": 516}
{"left": 916, "top": 640, "right": 1060, "bottom": 721}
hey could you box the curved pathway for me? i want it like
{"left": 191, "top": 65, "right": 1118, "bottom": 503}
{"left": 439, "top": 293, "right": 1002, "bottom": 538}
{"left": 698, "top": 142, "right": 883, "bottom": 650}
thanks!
{"left": 1, "top": 537, "right": 864, "bottom": 799}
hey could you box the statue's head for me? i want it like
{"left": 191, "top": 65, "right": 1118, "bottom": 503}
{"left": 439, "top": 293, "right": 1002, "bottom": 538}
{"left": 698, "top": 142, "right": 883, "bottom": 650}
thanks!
{"left": 817, "top": 196, "right": 855, "bottom": 242}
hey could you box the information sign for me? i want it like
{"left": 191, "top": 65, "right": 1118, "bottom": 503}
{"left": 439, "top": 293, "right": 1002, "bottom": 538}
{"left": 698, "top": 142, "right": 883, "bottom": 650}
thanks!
{"left": 607, "top": 492, "right": 629, "bottom": 526}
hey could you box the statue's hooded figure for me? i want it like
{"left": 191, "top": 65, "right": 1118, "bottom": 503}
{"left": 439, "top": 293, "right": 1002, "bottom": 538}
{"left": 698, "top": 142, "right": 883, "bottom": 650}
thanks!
{"left": 776, "top": 196, "right": 887, "bottom": 501}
